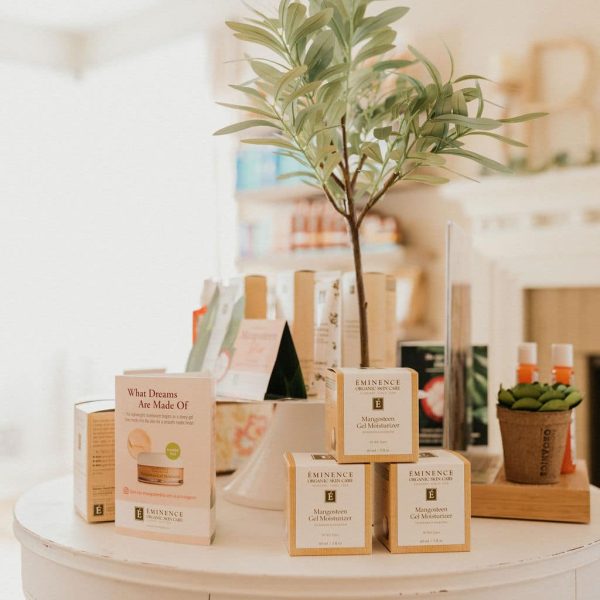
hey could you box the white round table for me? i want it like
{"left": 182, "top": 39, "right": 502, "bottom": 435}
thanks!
{"left": 13, "top": 477, "right": 600, "bottom": 600}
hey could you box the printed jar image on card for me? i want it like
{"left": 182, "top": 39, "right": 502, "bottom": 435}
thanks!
{"left": 326, "top": 368, "right": 418, "bottom": 463}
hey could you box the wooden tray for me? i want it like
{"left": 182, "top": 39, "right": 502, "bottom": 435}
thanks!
{"left": 472, "top": 460, "right": 590, "bottom": 523}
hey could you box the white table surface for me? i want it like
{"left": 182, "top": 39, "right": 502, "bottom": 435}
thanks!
{"left": 13, "top": 476, "right": 600, "bottom": 600}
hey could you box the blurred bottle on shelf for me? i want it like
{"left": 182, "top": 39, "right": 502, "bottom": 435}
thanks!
{"left": 236, "top": 147, "right": 308, "bottom": 191}
{"left": 287, "top": 199, "right": 401, "bottom": 255}
{"left": 238, "top": 197, "right": 403, "bottom": 260}
{"left": 291, "top": 200, "right": 309, "bottom": 252}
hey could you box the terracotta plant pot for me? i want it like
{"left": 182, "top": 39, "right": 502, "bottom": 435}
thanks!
{"left": 497, "top": 405, "right": 570, "bottom": 484}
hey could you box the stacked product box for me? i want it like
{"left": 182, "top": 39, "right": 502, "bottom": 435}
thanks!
{"left": 285, "top": 367, "right": 471, "bottom": 555}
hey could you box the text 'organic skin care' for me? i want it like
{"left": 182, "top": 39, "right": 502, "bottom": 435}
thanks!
{"left": 325, "top": 367, "right": 418, "bottom": 463}
{"left": 375, "top": 449, "right": 471, "bottom": 553}
{"left": 285, "top": 452, "right": 371, "bottom": 556}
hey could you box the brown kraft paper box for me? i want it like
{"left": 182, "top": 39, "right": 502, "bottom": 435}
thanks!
{"left": 375, "top": 449, "right": 471, "bottom": 553}
{"left": 285, "top": 452, "right": 372, "bottom": 556}
{"left": 325, "top": 367, "right": 418, "bottom": 463}
{"left": 74, "top": 400, "right": 115, "bottom": 523}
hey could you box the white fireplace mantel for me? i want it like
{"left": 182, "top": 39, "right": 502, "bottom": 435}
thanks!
{"left": 443, "top": 165, "right": 600, "bottom": 288}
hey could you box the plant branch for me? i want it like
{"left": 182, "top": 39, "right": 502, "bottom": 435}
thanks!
{"left": 340, "top": 115, "right": 354, "bottom": 202}
{"left": 330, "top": 170, "right": 346, "bottom": 192}
{"left": 351, "top": 154, "right": 367, "bottom": 190}
{"left": 322, "top": 184, "right": 348, "bottom": 217}
{"left": 357, "top": 170, "right": 399, "bottom": 227}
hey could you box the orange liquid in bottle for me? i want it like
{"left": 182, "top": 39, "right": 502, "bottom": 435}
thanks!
{"left": 554, "top": 365, "right": 576, "bottom": 474}
{"left": 516, "top": 364, "right": 538, "bottom": 384}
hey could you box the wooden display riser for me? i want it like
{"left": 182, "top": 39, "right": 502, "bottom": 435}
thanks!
{"left": 472, "top": 460, "right": 590, "bottom": 524}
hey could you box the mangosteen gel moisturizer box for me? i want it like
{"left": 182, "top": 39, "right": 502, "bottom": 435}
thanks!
{"left": 325, "top": 367, "right": 418, "bottom": 463}
{"left": 115, "top": 373, "right": 215, "bottom": 544}
{"left": 285, "top": 452, "right": 372, "bottom": 556}
{"left": 375, "top": 449, "right": 471, "bottom": 553}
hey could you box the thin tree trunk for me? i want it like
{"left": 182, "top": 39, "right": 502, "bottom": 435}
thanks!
{"left": 347, "top": 215, "right": 369, "bottom": 368}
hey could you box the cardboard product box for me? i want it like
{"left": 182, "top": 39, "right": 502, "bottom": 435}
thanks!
{"left": 244, "top": 274, "right": 268, "bottom": 319}
{"left": 325, "top": 367, "right": 418, "bottom": 464}
{"left": 115, "top": 373, "right": 215, "bottom": 545}
{"left": 399, "top": 342, "right": 489, "bottom": 447}
{"left": 285, "top": 452, "right": 372, "bottom": 556}
{"left": 313, "top": 272, "right": 342, "bottom": 398}
{"left": 74, "top": 399, "right": 115, "bottom": 523}
{"left": 374, "top": 449, "right": 471, "bottom": 553}
{"left": 271, "top": 270, "right": 316, "bottom": 396}
{"left": 384, "top": 275, "right": 397, "bottom": 368}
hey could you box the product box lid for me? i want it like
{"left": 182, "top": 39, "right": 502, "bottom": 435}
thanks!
{"left": 75, "top": 399, "right": 115, "bottom": 414}
{"left": 412, "top": 449, "right": 465, "bottom": 466}
{"left": 286, "top": 452, "right": 339, "bottom": 468}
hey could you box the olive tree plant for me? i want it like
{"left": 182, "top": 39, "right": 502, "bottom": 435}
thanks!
{"left": 216, "top": 0, "right": 543, "bottom": 367}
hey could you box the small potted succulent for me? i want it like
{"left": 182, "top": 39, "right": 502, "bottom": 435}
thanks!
{"left": 497, "top": 383, "right": 583, "bottom": 484}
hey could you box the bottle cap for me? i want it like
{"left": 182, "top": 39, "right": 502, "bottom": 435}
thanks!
{"left": 552, "top": 343, "right": 573, "bottom": 367}
{"left": 518, "top": 342, "right": 537, "bottom": 365}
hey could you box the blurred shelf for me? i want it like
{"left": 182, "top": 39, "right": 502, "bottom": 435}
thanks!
{"left": 236, "top": 183, "right": 322, "bottom": 203}
{"left": 236, "top": 178, "right": 427, "bottom": 205}
{"left": 236, "top": 245, "right": 432, "bottom": 273}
